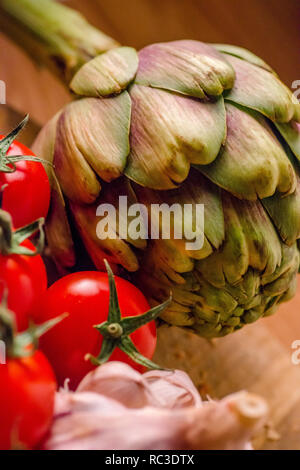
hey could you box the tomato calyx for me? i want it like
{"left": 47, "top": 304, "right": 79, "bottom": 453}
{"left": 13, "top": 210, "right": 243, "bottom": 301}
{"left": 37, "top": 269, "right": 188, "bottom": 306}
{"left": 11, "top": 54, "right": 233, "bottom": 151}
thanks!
{"left": 0, "top": 292, "right": 67, "bottom": 359}
{"left": 0, "top": 115, "right": 52, "bottom": 173}
{"left": 0, "top": 209, "right": 45, "bottom": 256}
{"left": 86, "top": 260, "right": 172, "bottom": 371}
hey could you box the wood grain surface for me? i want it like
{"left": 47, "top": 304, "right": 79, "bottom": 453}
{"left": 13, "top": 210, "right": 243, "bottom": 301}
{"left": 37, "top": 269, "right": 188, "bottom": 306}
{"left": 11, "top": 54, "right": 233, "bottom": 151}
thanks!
{"left": 1, "top": 0, "right": 300, "bottom": 450}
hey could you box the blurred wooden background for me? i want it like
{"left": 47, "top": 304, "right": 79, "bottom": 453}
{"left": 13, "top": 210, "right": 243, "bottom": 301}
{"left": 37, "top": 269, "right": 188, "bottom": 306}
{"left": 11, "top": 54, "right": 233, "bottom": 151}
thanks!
{"left": 1, "top": 0, "right": 300, "bottom": 450}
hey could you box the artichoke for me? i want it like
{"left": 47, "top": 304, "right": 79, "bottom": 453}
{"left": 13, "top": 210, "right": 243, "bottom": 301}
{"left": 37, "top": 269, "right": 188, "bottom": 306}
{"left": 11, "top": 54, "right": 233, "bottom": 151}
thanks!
{"left": 2, "top": 0, "right": 300, "bottom": 338}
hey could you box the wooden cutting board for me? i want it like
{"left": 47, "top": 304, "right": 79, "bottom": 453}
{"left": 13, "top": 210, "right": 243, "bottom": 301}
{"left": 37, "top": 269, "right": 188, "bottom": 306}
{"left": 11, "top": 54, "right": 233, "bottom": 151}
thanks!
{"left": 155, "top": 311, "right": 300, "bottom": 450}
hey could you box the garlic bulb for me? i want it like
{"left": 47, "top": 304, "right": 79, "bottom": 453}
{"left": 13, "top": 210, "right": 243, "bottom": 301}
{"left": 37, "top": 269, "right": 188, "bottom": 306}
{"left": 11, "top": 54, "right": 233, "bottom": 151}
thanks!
{"left": 77, "top": 362, "right": 202, "bottom": 409}
{"left": 43, "top": 362, "right": 268, "bottom": 450}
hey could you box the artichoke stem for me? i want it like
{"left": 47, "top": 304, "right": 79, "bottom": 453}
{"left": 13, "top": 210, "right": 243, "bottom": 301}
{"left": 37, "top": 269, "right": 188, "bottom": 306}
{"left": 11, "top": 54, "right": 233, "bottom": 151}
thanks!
{"left": 0, "top": 0, "right": 119, "bottom": 83}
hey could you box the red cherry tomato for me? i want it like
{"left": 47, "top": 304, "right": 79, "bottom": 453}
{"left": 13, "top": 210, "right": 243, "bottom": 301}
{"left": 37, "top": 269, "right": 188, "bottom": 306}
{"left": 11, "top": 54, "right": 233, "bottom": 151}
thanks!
{"left": 32, "top": 272, "right": 157, "bottom": 390}
{"left": 0, "top": 239, "right": 47, "bottom": 331}
{"left": 0, "top": 349, "right": 56, "bottom": 450}
{"left": 0, "top": 137, "right": 50, "bottom": 229}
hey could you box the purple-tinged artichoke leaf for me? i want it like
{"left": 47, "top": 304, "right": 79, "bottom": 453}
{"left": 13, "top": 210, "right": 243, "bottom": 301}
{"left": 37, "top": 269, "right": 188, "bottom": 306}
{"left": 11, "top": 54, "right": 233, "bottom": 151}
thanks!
{"left": 136, "top": 40, "right": 235, "bottom": 98}
{"left": 276, "top": 121, "right": 300, "bottom": 161}
{"left": 198, "top": 103, "right": 296, "bottom": 200}
{"left": 125, "top": 85, "right": 226, "bottom": 189}
{"left": 225, "top": 55, "right": 296, "bottom": 123}
{"left": 212, "top": 44, "right": 276, "bottom": 74}
{"left": 70, "top": 47, "right": 138, "bottom": 97}
{"left": 54, "top": 107, "right": 101, "bottom": 204}
{"left": 54, "top": 93, "right": 131, "bottom": 203}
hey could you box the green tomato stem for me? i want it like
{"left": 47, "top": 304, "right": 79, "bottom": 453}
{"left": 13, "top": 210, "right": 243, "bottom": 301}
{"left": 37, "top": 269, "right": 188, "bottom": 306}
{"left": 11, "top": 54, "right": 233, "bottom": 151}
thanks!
{"left": 0, "top": 293, "right": 68, "bottom": 359}
{"left": 0, "top": 209, "right": 45, "bottom": 256}
{"left": 88, "top": 260, "right": 172, "bottom": 371}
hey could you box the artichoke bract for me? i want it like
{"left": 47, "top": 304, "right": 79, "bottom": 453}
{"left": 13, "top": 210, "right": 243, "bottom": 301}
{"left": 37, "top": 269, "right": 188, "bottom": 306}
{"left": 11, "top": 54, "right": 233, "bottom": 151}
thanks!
{"left": 2, "top": 0, "right": 300, "bottom": 337}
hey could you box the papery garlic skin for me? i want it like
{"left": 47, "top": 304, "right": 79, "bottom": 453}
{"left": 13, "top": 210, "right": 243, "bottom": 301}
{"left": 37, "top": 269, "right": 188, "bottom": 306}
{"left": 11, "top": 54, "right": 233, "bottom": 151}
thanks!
{"left": 43, "top": 363, "right": 267, "bottom": 450}
{"left": 77, "top": 362, "right": 202, "bottom": 409}
{"left": 144, "top": 368, "right": 202, "bottom": 409}
{"left": 77, "top": 362, "right": 159, "bottom": 409}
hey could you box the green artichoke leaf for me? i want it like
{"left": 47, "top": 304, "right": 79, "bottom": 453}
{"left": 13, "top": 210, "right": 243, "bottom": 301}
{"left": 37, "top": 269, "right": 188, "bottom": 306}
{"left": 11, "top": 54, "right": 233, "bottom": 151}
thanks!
{"left": 275, "top": 121, "right": 300, "bottom": 161}
{"left": 225, "top": 278, "right": 257, "bottom": 307}
{"left": 135, "top": 40, "right": 235, "bottom": 98}
{"left": 198, "top": 103, "right": 296, "bottom": 200}
{"left": 161, "top": 170, "right": 225, "bottom": 251}
{"left": 125, "top": 85, "right": 226, "bottom": 189}
{"left": 212, "top": 44, "right": 276, "bottom": 74}
{"left": 235, "top": 198, "right": 282, "bottom": 277}
{"left": 144, "top": 250, "right": 188, "bottom": 285}
{"left": 224, "top": 55, "right": 297, "bottom": 123}
{"left": 54, "top": 93, "right": 131, "bottom": 203}
{"left": 262, "top": 244, "right": 299, "bottom": 294}
{"left": 196, "top": 192, "right": 249, "bottom": 287}
{"left": 197, "top": 193, "right": 282, "bottom": 287}
{"left": 141, "top": 243, "right": 194, "bottom": 285}
{"left": 193, "top": 273, "right": 238, "bottom": 314}
{"left": 238, "top": 270, "right": 260, "bottom": 302}
{"left": 70, "top": 47, "right": 139, "bottom": 97}
{"left": 136, "top": 274, "right": 195, "bottom": 327}
{"left": 135, "top": 170, "right": 224, "bottom": 250}
{"left": 160, "top": 306, "right": 195, "bottom": 327}
{"left": 262, "top": 181, "right": 300, "bottom": 246}
{"left": 261, "top": 143, "right": 300, "bottom": 245}
{"left": 278, "top": 274, "right": 298, "bottom": 304}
